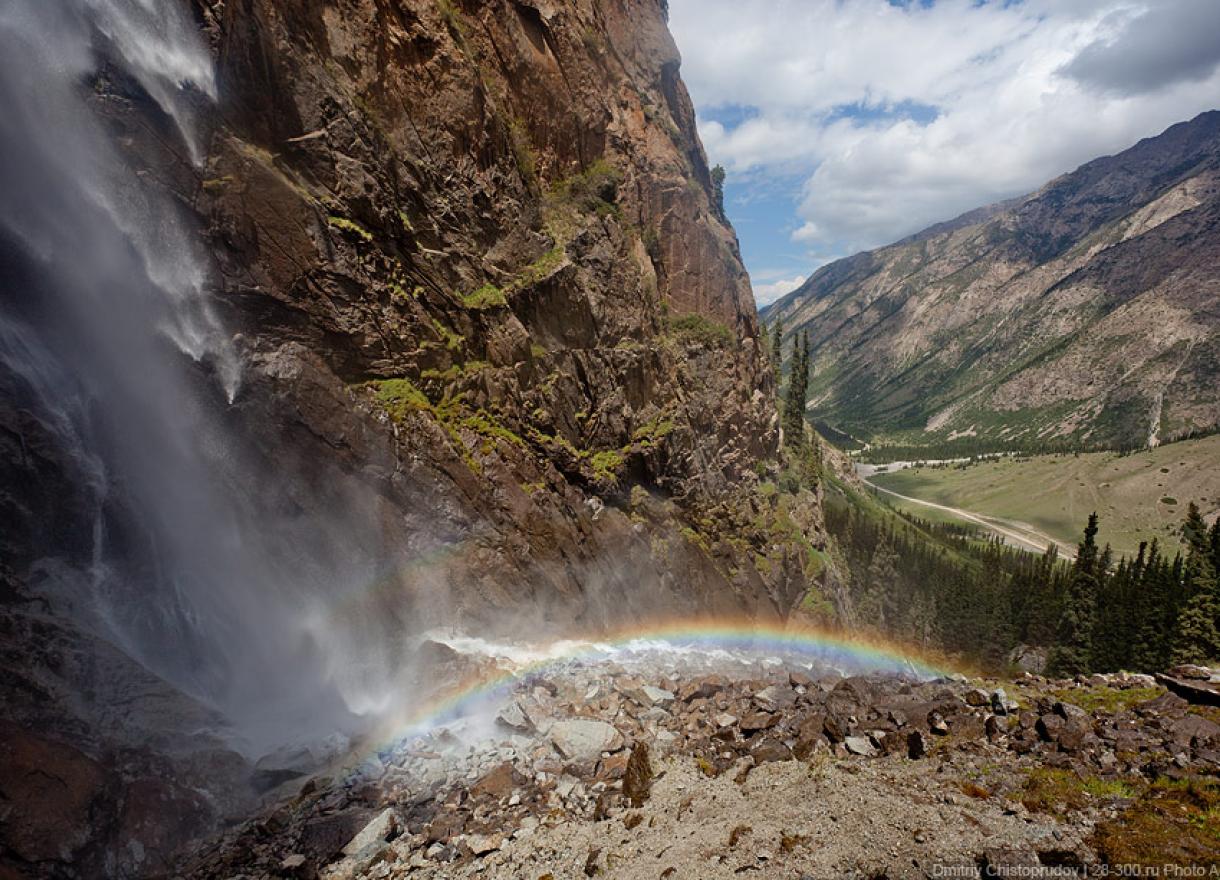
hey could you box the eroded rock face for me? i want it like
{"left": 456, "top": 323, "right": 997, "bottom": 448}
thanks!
{"left": 175, "top": 0, "right": 798, "bottom": 630}
{"left": 0, "top": 2, "right": 825, "bottom": 877}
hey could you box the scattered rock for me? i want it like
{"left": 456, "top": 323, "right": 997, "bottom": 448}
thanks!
{"left": 550, "top": 720, "right": 624, "bottom": 762}
{"left": 623, "top": 742, "right": 653, "bottom": 807}
{"left": 844, "top": 736, "right": 877, "bottom": 757}
{"left": 740, "top": 711, "right": 779, "bottom": 732}
{"left": 342, "top": 807, "right": 397, "bottom": 857}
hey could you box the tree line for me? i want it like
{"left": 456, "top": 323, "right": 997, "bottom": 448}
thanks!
{"left": 825, "top": 486, "right": 1220, "bottom": 674}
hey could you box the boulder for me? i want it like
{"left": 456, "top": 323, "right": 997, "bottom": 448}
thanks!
{"left": 750, "top": 740, "right": 794, "bottom": 764}
{"left": 789, "top": 671, "right": 815, "bottom": 689}
{"left": 464, "top": 833, "right": 502, "bottom": 856}
{"left": 1036, "top": 714, "right": 1065, "bottom": 742}
{"left": 550, "top": 720, "right": 624, "bottom": 762}
{"left": 342, "top": 808, "right": 397, "bottom": 857}
{"left": 1008, "top": 645, "right": 1048, "bottom": 674}
{"left": 679, "top": 675, "right": 728, "bottom": 702}
{"left": 964, "top": 688, "right": 990, "bottom": 707}
{"left": 753, "top": 685, "right": 796, "bottom": 713}
{"left": 1156, "top": 672, "right": 1220, "bottom": 707}
{"left": 0, "top": 725, "right": 105, "bottom": 863}
{"left": 623, "top": 742, "right": 653, "bottom": 807}
{"left": 495, "top": 700, "right": 534, "bottom": 733}
{"left": 740, "top": 711, "right": 779, "bottom": 732}
{"left": 844, "top": 736, "right": 877, "bottom": 757}
{"left": 471, "top": 762, "right": 518, "bottom": 800}
{"left": 1169, "top": 714, "right": 1220, "bottom": 748}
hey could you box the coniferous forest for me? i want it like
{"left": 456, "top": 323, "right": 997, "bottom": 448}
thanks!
{"left": 825, "top": 484, "right": 1220, "bottom": 675}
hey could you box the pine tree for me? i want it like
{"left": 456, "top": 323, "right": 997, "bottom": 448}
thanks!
{"left": 1047, "top": 513, "right": 1101, "bottom": 677}
{"left": 1131, "top": 540, "right": 1172, "bottom": 672}
{"left": 1170, "top": 503, "right": 1220, "bottom": 665}
{"left": 782, "top": 331, "right": 810, "bottom": 449}
{"left": 770, "top": 317, "right": 783, "bottom": 387}
{"left": 759, "top": 322, "right": 770, "bottom": 375}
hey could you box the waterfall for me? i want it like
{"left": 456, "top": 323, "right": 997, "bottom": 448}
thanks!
{"left": 0, "top": 0, "right": 410, "bottom": 753}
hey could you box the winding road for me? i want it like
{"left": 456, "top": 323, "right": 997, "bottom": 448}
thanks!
{"left": 863, "top": 479, "right": 1077, "bottom": 560}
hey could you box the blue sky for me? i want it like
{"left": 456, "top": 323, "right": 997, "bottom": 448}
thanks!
{"left": 669, "top": 0, "right": 1220, "bottom": 304}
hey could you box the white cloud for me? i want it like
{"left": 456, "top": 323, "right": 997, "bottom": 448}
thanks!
{"left": 669, "top": 0, "right": 1220, "bottom": 257}
{"left": 752, "top": 275, "right": 808, "bottom": 306}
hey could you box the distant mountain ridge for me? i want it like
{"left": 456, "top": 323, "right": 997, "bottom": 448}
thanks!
{"left": 765, "top": 111, "right": 1220, "bottom": 451}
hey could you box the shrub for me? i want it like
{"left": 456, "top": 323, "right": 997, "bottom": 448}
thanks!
{"left": 327, "top": 215, "right": 373, "bottom": 242}
{"left": 667, "top": 313, "right": 734, "bottom": 347}
{"left": 462, "top": 284, "right": 508, "bottom": 309}
{"left": 371, "top": 379, "right": 430, "bottom": 422}
{"left": 589, "top": 449, "right": 624, "bottom": 482}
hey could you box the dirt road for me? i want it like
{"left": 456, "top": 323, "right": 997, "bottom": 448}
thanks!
{"left": 864, "top": 479, "right": 1077, "bottom": 560}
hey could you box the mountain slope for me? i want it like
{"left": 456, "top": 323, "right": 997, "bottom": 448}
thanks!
{"left": 766, "top": 111, "right": 1220, "bottom": 451}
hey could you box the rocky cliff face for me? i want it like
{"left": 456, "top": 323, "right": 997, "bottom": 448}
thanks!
{"left": 191, "top": 0, "right": 790, "bottom": 626}
{"left": 766, "top": 111, "right": 1220, "bottom": 451}
{"left": 0, "top": 1, "right": 830, "bottom": 876}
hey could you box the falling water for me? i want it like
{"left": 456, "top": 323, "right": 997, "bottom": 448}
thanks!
{"left": 0, "top": 0, "right": 416, "bottom": 753}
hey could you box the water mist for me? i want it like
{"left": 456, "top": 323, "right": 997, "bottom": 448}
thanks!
{"left": 0, "top": 0, "right": 428, "bottom": 757}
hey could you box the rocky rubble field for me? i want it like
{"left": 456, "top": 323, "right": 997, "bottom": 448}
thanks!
{"left": 183, "top": 655, "right": 1220, "bottom": 879}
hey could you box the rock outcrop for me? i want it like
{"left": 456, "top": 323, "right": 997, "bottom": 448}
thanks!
{"left": 184, "top": 0, "right": 795, "bottom": 630}
{"left": 766, "top": 111, "right": 1220, "bottom": 451}
{"left": 0, "top": 1, "right": 830, "bottom": 877}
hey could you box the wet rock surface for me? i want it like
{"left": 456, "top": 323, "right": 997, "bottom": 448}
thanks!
{"left": 181, "top": 659, "right": 1220, "bottom": 879}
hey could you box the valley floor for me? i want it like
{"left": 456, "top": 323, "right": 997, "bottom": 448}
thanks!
{"left": 867, "top": 436, "right": 1220, "bottom": 557}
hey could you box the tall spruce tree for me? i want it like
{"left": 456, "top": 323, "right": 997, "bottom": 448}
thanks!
{"left": 770, "top": 317, "right": 783, "bottom": 387}
{"left": 1170, "top": 503, "right": 1220, "bottom": 665}
{"left": 1046, "top": 513, "right": 1101, "bottom": 677}
{"left": 782, "top": 331, "right": 810, "bottom": 449}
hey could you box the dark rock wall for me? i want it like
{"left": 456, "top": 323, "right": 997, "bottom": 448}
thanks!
{"left": 184, "top": 0, "right": 787, "bottom": 629}
{"left": 0, "top": 3, "right": 829, "bottom": 876}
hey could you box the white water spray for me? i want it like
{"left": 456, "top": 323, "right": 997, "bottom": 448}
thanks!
{"left": 0, "top": 0, "right": 421, "bottom": 754}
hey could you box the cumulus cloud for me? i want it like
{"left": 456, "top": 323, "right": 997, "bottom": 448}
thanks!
{"left": 1062, "top": 1, "right": 1220, "bottom": 95}
{"left": 669, "top": 0, "right": 1220, "bottom": 258}
{"left": 752, "top": 274, "right": 808, "bottom": 306}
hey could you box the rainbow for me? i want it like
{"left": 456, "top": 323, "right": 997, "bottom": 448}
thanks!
{"left": 342, "top": 617, "right": 963, "bottom": 770}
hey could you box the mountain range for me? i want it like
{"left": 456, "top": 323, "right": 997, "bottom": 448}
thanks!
{"left": 765, "top": 110, "right": 1220, "bottom": 452}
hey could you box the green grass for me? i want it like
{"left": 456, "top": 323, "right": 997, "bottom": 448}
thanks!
{"left": 462, "top": 284, "right": 508, "bottom": 309}
{"left": 589, "top": 449, "right": 624, "bottom": 482}
{"left": 1091, "top": 778, "right": 1220, "bottom": 867}
{"left": 869, "top": 435, "right": 1220, "bottom": 556}
{"left": 1016, "top": 768, "right": 1139, "bottom": 817}
{"left": 667, "top": 313, "right": 735, "bottom": 347}
{"left": 371, "top": 378, "right": 429, "bottom": 421}
{"left": 327, "top": 215, "right": 373, "bottom": 242}
{"left": 1048, "top": 685, "right": 1164, "bottom": 714}
{"left": 461, "top": 247, "right": 566, "bottom": 310}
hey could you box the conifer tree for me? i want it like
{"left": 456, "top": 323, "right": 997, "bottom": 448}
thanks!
{"left": 1047, "top": 513, "right": 1101, "bottom": 677}
{"left": 782, "top": 331, "right": 810, "bottom": 449}
{"left": 1132, "top": 540, "right": 1176, "bottom": 672}
{"left": 759, "top": 321, "right": 770, "bottom": 363}
{"left": 770, "top": 317, "right": 783, "bottom": 387}
{"left": 1170, "top": 503, "right": 1220, "bottom": 665}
